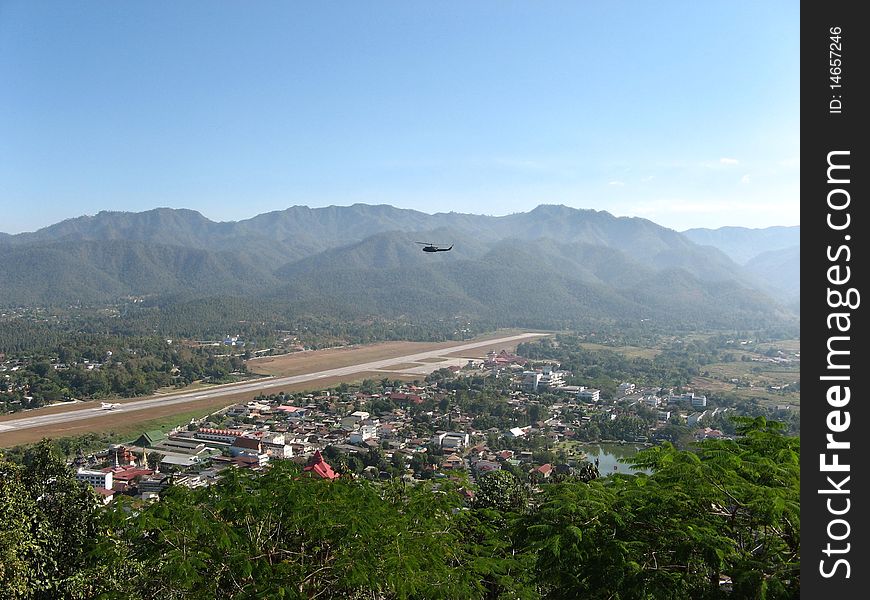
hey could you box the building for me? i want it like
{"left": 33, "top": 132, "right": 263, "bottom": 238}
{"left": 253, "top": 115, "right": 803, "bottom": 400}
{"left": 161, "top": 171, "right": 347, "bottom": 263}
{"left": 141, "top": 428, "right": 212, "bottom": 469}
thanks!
{"left": 349, "top": 425, "right": 377, "bottom": 444}
{"left": 132, "top": 430, "right": 165, "bottom": 448}
{"left": 618, "top": 382, "right": 636, "bottom": 395}
{"left": 443, "top": 454, "right": 464, "bottom": 470}
{"left": 522, "top": 371, "right": 543, "bottom": 392}
{"left": 668, "top": 392, "right": 707, "bottom": 408}
{"left": 577, "top": 387, "right": 601, "bottom": 403}
{"left": 230, "top": 436, "right": 263, "bottom": 457}
{"left": 506, "top": 426, "right": 527, "bottom": 438}
{"left": 341, "top": 411, "right": 371, "bottom": 430}
{"left": 643, "top": 395, "right": 660, "bottom": 408}
{"left": 225, "top": 404, "right": 251, "bottom": 418}
{"left": 432, "top": 431, "right": 469, "bottom": 449}
{"left": 275, "top": 405, "right": 307, "bottom": 419}
{"left": 538, "top": 365, "right": 565, "bottom": 390}
{"left": 195, "top": 428, "right": 243, "bottom": 444}
{"left": 76, "top": 468, "right": 112, "bottom": 490}
{"left": 303, "top": 450, "right": 339, "bottom": 480}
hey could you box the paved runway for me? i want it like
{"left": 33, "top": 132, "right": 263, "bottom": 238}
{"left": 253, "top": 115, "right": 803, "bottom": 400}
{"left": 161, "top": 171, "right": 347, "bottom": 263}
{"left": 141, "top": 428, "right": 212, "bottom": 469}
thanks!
{"left": 0, "top": 332, "right": 543, "bottom": 434}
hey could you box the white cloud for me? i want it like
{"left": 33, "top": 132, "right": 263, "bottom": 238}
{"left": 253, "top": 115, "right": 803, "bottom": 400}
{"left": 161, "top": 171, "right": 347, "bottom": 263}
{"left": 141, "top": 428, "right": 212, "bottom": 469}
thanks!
{"left": 740, "top": 174, "right": 751, "bottom": 184}
{"left": 719, "top": 157, "right": 739, "bottom": 165}
{"left": 608, "top": 180, "right": 625, "bottom": 186}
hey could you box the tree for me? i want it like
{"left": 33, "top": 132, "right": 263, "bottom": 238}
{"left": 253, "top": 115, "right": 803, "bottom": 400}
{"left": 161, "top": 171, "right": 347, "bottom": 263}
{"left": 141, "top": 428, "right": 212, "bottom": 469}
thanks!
{"left": 520, "top": 417, "right": 800, "bottom": 599}
{"left": 0, "top": 440, "right": 105, "bottom": 599}
{"left": 474, "top": 470, "right": 530, "bottom": 514}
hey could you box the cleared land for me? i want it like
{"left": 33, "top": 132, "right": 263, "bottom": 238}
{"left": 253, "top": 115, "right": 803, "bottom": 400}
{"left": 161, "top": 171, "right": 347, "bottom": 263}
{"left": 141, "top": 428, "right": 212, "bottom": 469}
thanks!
{"left": 0, "top": 332, "right": 545, "bottom": 447}
{"left": 577, "top": 343, "right": 661, "bottom": 359}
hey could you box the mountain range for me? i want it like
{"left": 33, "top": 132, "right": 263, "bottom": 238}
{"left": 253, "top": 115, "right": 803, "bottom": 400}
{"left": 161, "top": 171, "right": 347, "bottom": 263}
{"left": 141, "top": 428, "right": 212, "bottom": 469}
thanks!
{"left": 681, "top": 225, "right": 799, "bottom": 309}
{"left": 0, "top": 205, "right": 799, "bottom": 329}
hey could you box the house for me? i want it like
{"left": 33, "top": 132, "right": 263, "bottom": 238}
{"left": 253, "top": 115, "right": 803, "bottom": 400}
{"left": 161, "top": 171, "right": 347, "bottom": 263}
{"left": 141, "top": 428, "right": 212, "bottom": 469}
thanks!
{"left": 534, "top": 463, "right": 553, "bottom": 479}
{"left": 474, "top": 460, "right": 501, "bottom": 473}
{"left": 442, "top": 454, "right": 464, "bottom": 470}
{"left": 341, "top": 411, "right": 371, "bottom": 430}
{"left": 138, "top": 473, "right": 170, "bottom": 495}
{"left": 495, "top": 450, "right": 514, "bottom": 461}
{"left": 230, "top": 436, "right": 263, "bottom": 457}
{"left": 506, "top": 426, "right": 527, "bottom": 438}
{"left": 643, "top": 395, "right": 660, "bottom": 408}
{"left": 233, "top": 454, "right": 268, "bottom": 469}
{"left": 94, "top": 487, "right": 115, "bottom": 505}
{"left": 302, "top": 450, "right": 339, "bottom": 480}
{"left": 275, "top": 405, "right": 307, "bottom": 419}
{"left": 226, "top": 404, "right": 250, "bottom": 418}
{"left": 618, "top": 382, "right": 636, "bottom": 395}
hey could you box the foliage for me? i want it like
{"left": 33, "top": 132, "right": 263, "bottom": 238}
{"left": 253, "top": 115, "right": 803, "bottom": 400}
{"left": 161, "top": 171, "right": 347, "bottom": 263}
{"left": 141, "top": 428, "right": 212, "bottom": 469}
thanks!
{"left": 520, "top": 416, "right": 799, "bottom": 599}
{"left": 0, "top": 441, "right": 105, "bottom": 599}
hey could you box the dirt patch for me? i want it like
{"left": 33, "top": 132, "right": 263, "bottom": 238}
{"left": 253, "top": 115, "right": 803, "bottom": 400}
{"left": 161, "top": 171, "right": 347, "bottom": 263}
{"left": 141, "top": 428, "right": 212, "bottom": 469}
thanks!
{"left": 417, "top": 357, "right": 447, "bottom": 363}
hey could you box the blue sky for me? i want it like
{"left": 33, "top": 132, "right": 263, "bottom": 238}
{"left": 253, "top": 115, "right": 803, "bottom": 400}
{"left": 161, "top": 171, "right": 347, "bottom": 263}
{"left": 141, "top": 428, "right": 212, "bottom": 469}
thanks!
{"left": 0, "top": 1, "right": 799, "bottom": 234}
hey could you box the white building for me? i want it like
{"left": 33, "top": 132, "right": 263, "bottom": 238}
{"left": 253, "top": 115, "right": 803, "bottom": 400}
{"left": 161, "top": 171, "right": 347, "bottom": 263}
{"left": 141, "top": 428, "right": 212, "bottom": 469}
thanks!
{"left": 618, "top": 382, "right": 636, "bottom": 395}
{"left": 577, "top": 387, "right": 600, "bottom": 403}
{"left": 341, "top": 411, "right": 371, "bottom": 430}
{"left": 643, "top": 395, "right": 660, "bottom": 408}
{"left": 432, "top": 431, "right": 469, "bottom": 449}
{"left": 350, "top": 425, "right": 377, "bottom": 444}
{"left": 76, "top": 468, "right": 112, "bottom": 490}
{"left": 507, "top": 426, "right": 527, "bottom": 438}
{"left": 522, "top": 371, "right": 543, "bottom": 392}
{"left": 668, "top": 392, "right": 706, "bottom": 408}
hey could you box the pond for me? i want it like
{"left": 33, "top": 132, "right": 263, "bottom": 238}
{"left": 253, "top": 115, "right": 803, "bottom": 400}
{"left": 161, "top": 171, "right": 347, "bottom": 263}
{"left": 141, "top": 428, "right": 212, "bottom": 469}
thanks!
{"left": 576, "top": 442, "right": 653, "bottom": 476}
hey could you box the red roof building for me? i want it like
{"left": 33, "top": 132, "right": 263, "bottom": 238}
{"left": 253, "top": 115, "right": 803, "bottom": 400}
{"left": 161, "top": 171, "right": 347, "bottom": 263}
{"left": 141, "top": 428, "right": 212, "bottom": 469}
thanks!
{"left": 303, "top": 450, "right": 339, "bottom": 480}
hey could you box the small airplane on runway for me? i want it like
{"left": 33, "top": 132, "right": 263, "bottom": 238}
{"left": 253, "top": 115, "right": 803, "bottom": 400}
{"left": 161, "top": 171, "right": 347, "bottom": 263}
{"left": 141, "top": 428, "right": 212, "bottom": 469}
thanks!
{"left": 100, "top": 402, "right": 121, "bottom": 410}
{"left": 415, "top": 241, "right": 453, "bottom": 253}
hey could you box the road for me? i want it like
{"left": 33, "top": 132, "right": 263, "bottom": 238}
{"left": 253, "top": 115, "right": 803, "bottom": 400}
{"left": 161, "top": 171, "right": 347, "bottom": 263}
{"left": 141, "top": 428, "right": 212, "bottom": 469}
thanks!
{"left": 0, "top": 332, "right": 543, "bottom": 434}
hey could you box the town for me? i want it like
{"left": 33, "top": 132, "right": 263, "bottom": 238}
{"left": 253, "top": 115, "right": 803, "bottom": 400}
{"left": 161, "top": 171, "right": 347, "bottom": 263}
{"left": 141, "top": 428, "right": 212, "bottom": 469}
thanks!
{"left": 65, "top": 347, "right": 746, "bottom": 504}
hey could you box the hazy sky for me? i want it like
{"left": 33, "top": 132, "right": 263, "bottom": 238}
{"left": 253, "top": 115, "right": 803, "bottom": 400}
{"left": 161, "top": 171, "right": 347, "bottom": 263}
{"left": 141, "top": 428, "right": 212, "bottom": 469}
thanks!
{"left": 0, "top": 1, "right": 799, "bottom": 234}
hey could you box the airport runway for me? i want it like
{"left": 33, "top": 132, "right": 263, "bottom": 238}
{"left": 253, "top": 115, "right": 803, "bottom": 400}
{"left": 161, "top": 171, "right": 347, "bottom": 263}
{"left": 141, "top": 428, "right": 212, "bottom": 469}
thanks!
{"left": 0, "top": 332, "right": 543, "bottom": 434}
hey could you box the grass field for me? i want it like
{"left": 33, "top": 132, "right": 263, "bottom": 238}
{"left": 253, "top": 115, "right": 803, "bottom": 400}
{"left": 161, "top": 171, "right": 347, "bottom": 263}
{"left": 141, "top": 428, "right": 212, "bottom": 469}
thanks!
{"left": 690, "top": 340, "right": 800, "bottom": 407}
{"left": 577, "top": 343, "right": 661, "bottom": 359}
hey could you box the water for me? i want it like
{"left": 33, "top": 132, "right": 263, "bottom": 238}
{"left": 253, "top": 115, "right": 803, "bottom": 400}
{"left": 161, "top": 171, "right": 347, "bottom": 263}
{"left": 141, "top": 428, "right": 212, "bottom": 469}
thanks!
{"left": 577, "top": 443, "right": 653, "bottom": 476}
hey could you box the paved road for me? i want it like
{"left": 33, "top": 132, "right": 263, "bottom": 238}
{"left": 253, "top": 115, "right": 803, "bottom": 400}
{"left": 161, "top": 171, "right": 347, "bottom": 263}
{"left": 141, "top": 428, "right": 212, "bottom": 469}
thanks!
{"left": 0, "top": 333, "right": 543, "bottom": 434}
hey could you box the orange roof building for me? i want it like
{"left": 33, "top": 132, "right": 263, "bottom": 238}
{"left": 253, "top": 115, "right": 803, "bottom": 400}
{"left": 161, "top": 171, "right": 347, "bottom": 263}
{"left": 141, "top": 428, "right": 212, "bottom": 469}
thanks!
{"left": 302, "top": 450, "right": 339, "bottom": 480}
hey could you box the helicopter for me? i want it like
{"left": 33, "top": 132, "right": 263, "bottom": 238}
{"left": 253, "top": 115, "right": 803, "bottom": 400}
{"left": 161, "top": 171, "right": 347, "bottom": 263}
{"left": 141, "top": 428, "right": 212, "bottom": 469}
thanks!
{"left": 415, "top": 241, "right": 453, "bottom": 253}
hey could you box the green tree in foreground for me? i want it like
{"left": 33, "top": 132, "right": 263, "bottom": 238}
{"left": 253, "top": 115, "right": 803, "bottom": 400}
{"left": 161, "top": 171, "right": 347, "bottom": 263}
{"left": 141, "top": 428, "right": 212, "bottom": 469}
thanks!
{"left": 1, "top": 419, "right": 799, "bottom": 599}
{"left": 519, "top": 416, "right": 799, "bottom": 599}
{"left": 0, "top": 441, "right": 104, "bottom": 599}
